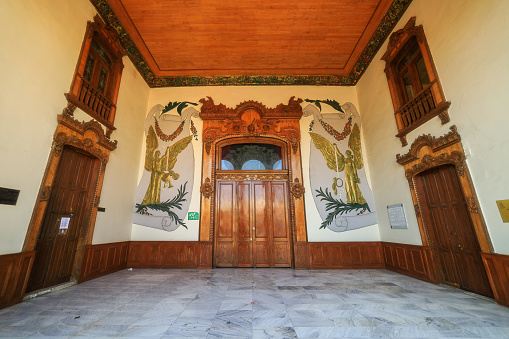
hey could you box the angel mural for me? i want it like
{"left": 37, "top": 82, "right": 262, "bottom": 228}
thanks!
{"left": 133, "top": 101, "right": 198, "bottom": 232}
{"left": 305, "top": 100, "right": 376, "bottom": 232}
{"left": 309, "top": 123, "right": 366, "bottom": 206}
{"left": 141, "top": 126, "right": 192, "bottom": 205}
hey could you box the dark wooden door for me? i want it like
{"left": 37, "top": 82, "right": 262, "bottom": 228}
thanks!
{"left": 215, "top": 180, "right": 291, "bottom": 267}
{"left": 27, "top": 147, "right": 97, "bottom": 292}
{"left": 418, "top": 165, "right": 492, "bottom": 297}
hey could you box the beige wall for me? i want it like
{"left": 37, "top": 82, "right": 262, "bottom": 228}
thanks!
{"left": 357, "top": 0, "right": 509, "bottom": 254}
{"left": 0, "top": 0, "right": 149, "bottom": 254}
{"left": 132, "top": 86, "right": 381, "bottom": 242}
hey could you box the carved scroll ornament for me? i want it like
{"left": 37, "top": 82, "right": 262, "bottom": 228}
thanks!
{"left": 200, "top": 97, "right": 303, "bottom": 155}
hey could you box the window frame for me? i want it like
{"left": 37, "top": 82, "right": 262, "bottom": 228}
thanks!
{"left": 65, "top": 15, "right": 125, "bottom": 138}
{"left": 382, "top": 17, "right": 450, "bottom": 146}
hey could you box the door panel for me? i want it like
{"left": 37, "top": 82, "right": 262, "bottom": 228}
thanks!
{"left": 254, "top": 183, "right": 270, "bottom": 267}
{"left": 237, "top": 183, "right": 253, "bottom": 267}
{"left": 215, "top": 180, "right": 291, "bottom": 268}
{"left": 216, "top": 182, "right": 235, "bottom": 267}
{"left": 418, "top": 165, "right": 492, "bottom": 297}
{"left": 27, "top": 147, "right": 97, "bottom": 292}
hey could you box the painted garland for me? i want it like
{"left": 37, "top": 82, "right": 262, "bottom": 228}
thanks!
{"left": 318, "top": 116, "right": 353, "bottom": 142}
{"left": 154, "top": 118, "right": 185, "bottom": 142}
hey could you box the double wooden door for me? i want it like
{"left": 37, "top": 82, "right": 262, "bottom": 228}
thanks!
{"left": 27, "top": 147, "right": 97, "bottom": 292}
{"left": 215, "top": 180, "right": 292, "bottom": 267}
{"left": 417, "top": 165, "right": 492, "bottom": 297}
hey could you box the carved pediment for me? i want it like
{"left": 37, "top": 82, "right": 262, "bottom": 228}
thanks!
{"left": 396, "top": 125, "right": 460, "bottom": 165}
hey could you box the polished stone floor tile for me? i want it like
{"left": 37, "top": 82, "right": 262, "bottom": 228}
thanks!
{"left": 0, "top": 268, "right": 508, "bottom": 338}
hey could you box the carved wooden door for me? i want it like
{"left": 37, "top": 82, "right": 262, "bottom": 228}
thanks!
{"left": 27, "top": 147, "right": 97, "bottom": 292}
{"left": 417, "top": 165, "right": 492, "bottom": 297}
{"left": 215, "top": 180, "right": 291, "bottom": 267}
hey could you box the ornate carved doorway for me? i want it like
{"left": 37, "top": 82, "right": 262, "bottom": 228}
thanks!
{"left": 416, "top": 165, "right": 492, "bottom": 297}
{"left": 27, "top": 146, "right": 99, "bottom": 292}
{"left": 198, "top": 98, "right": 308, "bottom": 268}
{"left": 397, "top": 126, "right": 493, "bottom": 297}
{"left": 214, "top": 140, "right": 292, "bottom": 267}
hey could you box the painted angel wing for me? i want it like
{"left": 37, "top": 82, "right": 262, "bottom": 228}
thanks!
{"left": 166, "top": 135, "right": 193, "bottom": 169}
{"left": 348, "top": 123, "right": 363, "bottom": 169}
{"left": 309, "top": 132, "right": 345, "bottom": 172}
{"left": 144, "top": 125, "right": 158, "bottom": 171}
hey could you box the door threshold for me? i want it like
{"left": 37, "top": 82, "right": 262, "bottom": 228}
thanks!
{"left": 23, "top": 280, "right": 77, "bottom": 301}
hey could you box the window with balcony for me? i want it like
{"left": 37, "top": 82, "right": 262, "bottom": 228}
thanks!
{"left": 65, "top": 15, "right": 124, "bottom": 137}
{"left": 382, "top": 17, "right": 450, "bottom": 146}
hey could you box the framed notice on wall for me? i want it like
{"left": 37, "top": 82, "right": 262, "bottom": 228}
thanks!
{"left": 387, "top": 204, "right": 408, "bottom": 229}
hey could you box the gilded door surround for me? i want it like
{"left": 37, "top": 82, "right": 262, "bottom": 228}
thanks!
{"left": 396, "top": 125, "right": 493, "bottom": 254}
{"left": 198, "top": 97, "right": 307, "bottom": 267}
{"left": 23, "top": 110, "right": 117, "bottom": 283}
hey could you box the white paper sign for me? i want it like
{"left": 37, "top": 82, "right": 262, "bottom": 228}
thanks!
{"left": 59, "top": 217, "right": 70, "bottom": 230}
{"left": 387, "top": 204, "right": 408, "bottom": 229}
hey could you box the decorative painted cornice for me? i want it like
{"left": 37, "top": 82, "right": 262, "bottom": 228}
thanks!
{"left": 90, "top": 0, "right": 412, "bottom": 87}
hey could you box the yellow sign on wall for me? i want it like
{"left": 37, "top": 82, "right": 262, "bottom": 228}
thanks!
{"left": 496, "top": 200, "right": 509, "bottom": 223}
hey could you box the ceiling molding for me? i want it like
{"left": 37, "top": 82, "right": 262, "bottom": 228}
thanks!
{"left": 90, "top": 0, "right": 413, "bottom": 87}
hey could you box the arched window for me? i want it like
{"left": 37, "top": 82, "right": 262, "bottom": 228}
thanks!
{"left": 220, "top": 143, "right": 283, "bottom": 170}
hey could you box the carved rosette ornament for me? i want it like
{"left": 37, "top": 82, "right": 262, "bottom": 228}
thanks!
{"left": 200, "top": 178, "right": 214, "bottom": 199}
{"left": 290, "top": 178, "right": 305, "bottom": 199}
{"left": 466, "top": 197, "right": 479, "bottom": 214}
{"left": 40, "top": 186, "right": 52, "bottom": 201}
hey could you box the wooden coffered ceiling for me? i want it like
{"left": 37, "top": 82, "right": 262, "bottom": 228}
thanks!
{"left": 91, "top": 0, "right": 412, "bottom": 87}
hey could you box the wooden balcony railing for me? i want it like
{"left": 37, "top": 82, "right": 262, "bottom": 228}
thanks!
{"left": 65, "top": 75, "right": 117, "bottom": 135}
{"left": 395, "top": 80, "right": 450, "bottom": 146}
{"left": 77, "top": 76, "right": 114, "bottom": 123}
{"left": 398, "top": 82, "right": 436, "bottom": 129}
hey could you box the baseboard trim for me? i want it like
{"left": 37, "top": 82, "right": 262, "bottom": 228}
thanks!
{"left": 0, "top": 251, "right": 35, "bottom": 309}
{"left": 79, "top": 241, "right": 129, "bottom": 283}
{"left": 481, "top": 252, "right": 509, "bottom": 307}
{"left": 381, "top": 242, "right": 436, "bottom": 283}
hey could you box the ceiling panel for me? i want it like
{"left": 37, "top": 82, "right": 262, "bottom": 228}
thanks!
{"left": 93, "top": 0, "right": 412, "bottom": 86}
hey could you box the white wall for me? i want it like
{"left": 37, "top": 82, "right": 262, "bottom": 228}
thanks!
{"left": 131, "top": 86, "right": 380, "bottom": 242}
{"left": 0, "top": 0, "right": 149, "bottom": 254}
{"left": 357, "top": 0, "right": 509, "bottom": 253}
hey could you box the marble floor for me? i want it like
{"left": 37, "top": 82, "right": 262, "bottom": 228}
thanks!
{"left": 0, "top": 269, "right": 508, "bottom": 338}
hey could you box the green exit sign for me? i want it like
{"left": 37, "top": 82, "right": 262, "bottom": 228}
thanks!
{"left": 188, "top": 212, "right": 199, "bottom": 220}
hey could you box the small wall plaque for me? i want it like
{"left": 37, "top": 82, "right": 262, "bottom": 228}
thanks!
{"left": 387, "top": 203, "right": 408, "bottom": 229}
{"left": 0, "top": 187, "right": 20, "bottom": 205}
{"left": 188, "top": 212, "right": 199, "bottom": 220}
{"left": 496, "top": 200, "right": 509, "bottom": 223}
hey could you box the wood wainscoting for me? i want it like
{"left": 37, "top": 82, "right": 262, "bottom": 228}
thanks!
{"left": 481, "top": 253, "right": 509, "bottom": 307}
{"left": 303, "top": 242, "right": 384, "bottom": 269}
{"left": 128, "top": 241, "right": 212, "bottom": 269}
{"left": 0, "top": 251, "right": 35, "bottom": 309}
{"left": 79, "top": 241, "right": 129, "bottom": 283}
{"left": 382, "top": 242, "right": 436, "bottom": 283}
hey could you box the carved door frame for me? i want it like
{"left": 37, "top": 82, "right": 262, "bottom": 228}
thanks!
{"left": 23, "top": 110, "right": 117, "bottom": 287}
{"left": 396, "top": 125, "right": 493, "bottom": 281}
{"left": 198, "top": 97, "right": 308, "bottom": 268}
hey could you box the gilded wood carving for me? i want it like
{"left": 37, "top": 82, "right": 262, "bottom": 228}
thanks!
{"left": 200, "top": 97, "right": 302, "bottom": 155}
